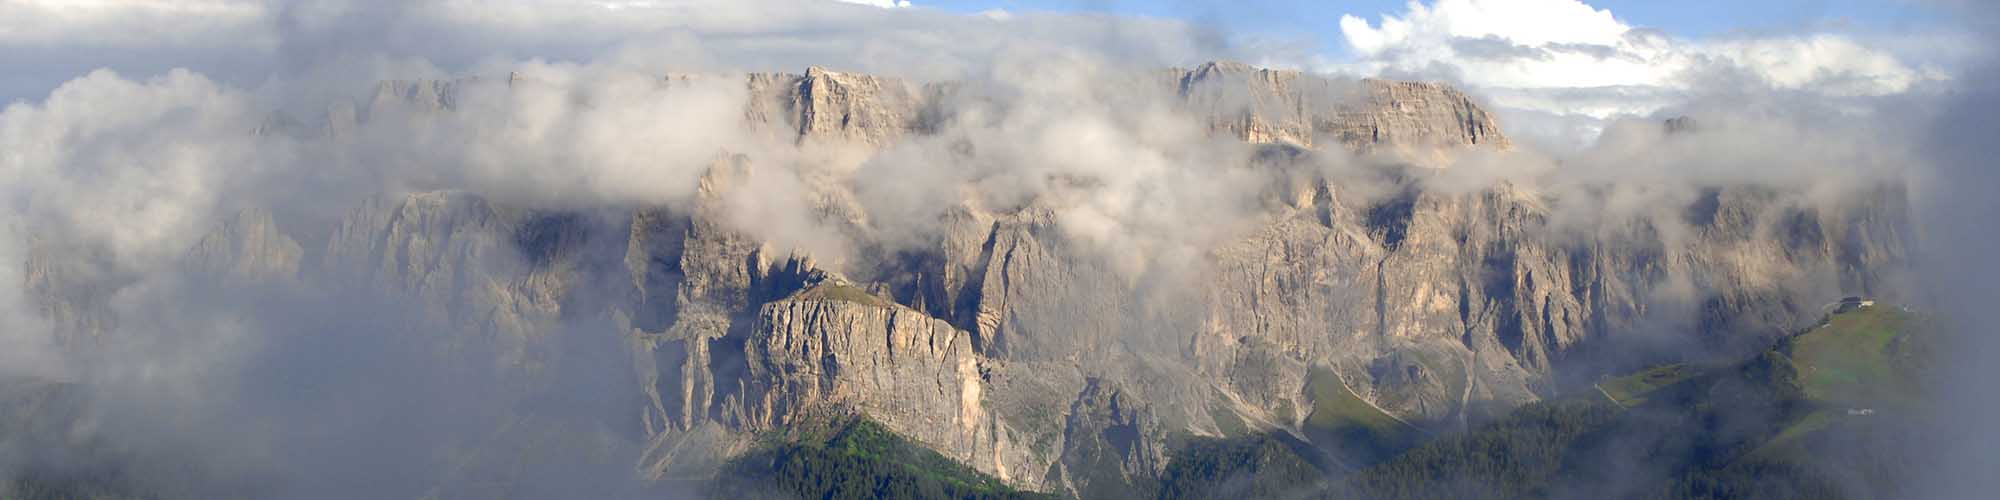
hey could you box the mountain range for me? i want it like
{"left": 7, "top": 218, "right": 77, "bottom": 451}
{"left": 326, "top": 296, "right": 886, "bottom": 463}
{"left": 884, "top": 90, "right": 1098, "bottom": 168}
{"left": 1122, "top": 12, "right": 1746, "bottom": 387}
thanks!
{"left": 11, "top": 61, "right": 1915, "bottom": 499}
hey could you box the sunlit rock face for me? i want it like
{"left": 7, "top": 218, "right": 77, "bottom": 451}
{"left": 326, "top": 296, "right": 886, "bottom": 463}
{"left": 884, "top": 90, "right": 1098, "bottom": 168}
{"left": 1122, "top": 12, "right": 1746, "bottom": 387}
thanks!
{"left": 1171, "top": 60, "right": 1510, "bottom": 154}
{"left": 24, "top": 62, "right": 1910, "bottom": 494}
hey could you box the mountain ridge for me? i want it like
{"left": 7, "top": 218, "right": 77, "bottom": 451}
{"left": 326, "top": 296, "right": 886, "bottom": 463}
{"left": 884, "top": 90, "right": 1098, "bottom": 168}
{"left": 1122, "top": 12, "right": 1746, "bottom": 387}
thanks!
{"left": 18, "top": 62, "right": 1914, "bottom": 497}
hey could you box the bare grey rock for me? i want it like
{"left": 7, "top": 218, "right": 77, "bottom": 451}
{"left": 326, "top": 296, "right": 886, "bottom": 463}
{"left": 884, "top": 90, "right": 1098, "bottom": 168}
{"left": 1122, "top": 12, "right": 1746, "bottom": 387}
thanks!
{"left": 747, "top": 66, "right": 924, "bottom": 146}
{"left": 593, "top": 83, "right": 1910, "bottom": 489}
{"left": 185, "top": 208, "right": 303, "bottom": 283}
{"left": 738, "top": 280, "right": 1045, "bottom": 484}
{"left": 12, "top": 64, "right": 1916, "bottom": 496}
{"left": 22, "top": 239, "right": 116, "bottom": 350}
{"left": 1171, "top": 61, "right": 1510, "bottom": 154}
{"left": 1052, "top": 378, "right": 1169, "bottom": 498}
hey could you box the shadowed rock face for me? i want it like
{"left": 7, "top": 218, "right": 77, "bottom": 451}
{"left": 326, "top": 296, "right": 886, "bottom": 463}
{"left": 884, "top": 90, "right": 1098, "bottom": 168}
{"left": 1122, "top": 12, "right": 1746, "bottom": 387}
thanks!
{"left": 23, "top": 62, "right": 1912, "bottom": 494}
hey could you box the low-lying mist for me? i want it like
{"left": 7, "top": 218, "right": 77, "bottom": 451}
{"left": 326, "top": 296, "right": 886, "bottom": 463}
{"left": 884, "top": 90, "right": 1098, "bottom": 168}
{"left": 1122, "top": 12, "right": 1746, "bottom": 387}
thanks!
{"left": 1, "top": 1, "right": 1994, "bottom": 499}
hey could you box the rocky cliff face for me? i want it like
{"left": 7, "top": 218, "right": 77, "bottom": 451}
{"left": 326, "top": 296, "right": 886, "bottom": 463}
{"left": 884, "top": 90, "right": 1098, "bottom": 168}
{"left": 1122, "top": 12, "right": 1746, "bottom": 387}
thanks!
{"left": 19, "top": 62, "right": 1912, "bottom": 495}
{"left": 184, "top": 208, "right": 303, "bottom": 283}
{"left": 1172, "top": 61, "right": 1509, "bottom": 155}
{"left": 737, "top": 281, "right": 1048, "bottom": 482}
{"left": 747, "top": 66, "right": 926, "bottom": 146}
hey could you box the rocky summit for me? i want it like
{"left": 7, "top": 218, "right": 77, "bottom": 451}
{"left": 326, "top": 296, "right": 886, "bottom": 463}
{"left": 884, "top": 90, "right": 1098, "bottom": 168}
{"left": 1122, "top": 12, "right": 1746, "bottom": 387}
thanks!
{"left": 23, "top": 62, "right": 1912, "bottom": 498}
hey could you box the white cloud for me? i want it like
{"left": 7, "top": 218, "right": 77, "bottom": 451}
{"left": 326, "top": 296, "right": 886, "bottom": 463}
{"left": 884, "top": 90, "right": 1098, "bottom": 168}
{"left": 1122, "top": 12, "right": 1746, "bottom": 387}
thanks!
{"left": 1341, "top": 0, "right": 1627, "bottom": 53}
{"left": 0, "top": 0, "right": 1973, "bottom": 494}
{"left": 833, "top": 0, "right": 912, "bottom": 7}
{"left": 3, "top": 0, "right": 1235, "bottom": 105}
{"left": 1701, "top": 35, "right": 1945, "bottom": 96}
{"left": 1334, "top": 0, "right": 1943, "bottom": 131}
{"left": 0, "top": 0, "right": 270, "bottom": 48}
{"left": 1, "top": 69, "right": 266, "bottom": 269}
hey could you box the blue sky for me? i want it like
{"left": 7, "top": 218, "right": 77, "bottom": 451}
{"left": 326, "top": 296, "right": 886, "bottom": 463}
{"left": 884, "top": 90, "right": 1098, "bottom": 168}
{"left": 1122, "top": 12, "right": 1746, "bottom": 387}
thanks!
{"left": 917, "top": 0, "right": 1947, "bottom": 55}
{"left": 1, "top": 0, "right": 1954, "bottom": 127}
{"left": 888, "top": 0, "right": 1956, "bottom": 148}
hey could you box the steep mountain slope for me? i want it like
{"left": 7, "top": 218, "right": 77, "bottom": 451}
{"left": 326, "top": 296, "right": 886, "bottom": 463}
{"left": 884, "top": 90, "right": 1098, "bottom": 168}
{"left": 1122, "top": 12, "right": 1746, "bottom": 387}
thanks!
{"left": 1172, "top": 60, "right": 1509, "bottom": 153}
{"left": 15, "top": 62, "right": 1913, "bottom": 497}
{"left": 1150, "top": 303, "right": 1928, "bottom": 500}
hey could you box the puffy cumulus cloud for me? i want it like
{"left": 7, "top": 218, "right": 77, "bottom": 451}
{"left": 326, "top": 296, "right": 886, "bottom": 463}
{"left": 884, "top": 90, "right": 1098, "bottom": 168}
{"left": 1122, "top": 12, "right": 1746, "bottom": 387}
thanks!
{"left": 1, "top": 69, "right": 270, "bottom": 270}
{"left": 0, "top": 11, "right": 1253, "bottom": 490}
{"left": 0, "top": 0, "right": 1241, "bottom": 363}
{"left": 1699, "top": 35, "right": 1939, "bottom": 96}
{"left": 1339, "top": 0, "right": 1933, "bottom": 95}
{"left": 0, "top": 0, "right": 1971, "bottom": 497}
{"left": 0, "top": 64, "right": 760, "bottom": 272}
{"left": 352, "top": 69, "right": 757, "bottom": 207}
{"left": 848, "top": 60, "right": 1268, "bottom": 278}
{"left": 1334, "top": 0, "right": 1944, "bottom": 146}
{"left": 0, "top": 63, "right": 744, "bottom": 497}
{"left": 0, "top": 0, "right": 1251, "bottom": 279}
{"left": 1338, "top": 0, "right": 1670, "bottom": 91}
{"left": 1418, "top": 94, "right": 1923, "bottom": 235}
{"left": 1341, "top": 0, "right": 1628, "bottom": 55}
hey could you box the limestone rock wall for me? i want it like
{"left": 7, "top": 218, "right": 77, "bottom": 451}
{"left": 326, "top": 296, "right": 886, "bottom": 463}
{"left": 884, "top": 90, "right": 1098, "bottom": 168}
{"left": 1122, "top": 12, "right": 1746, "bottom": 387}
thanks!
{"left": 1170, "top": 61, "right": 1510, "bottom": 153}
{"left": 739, "top": 286, "right": 1046, "bottom": 483}
{"left": 16, "top": 62, "right": 1915, "bottom": 495}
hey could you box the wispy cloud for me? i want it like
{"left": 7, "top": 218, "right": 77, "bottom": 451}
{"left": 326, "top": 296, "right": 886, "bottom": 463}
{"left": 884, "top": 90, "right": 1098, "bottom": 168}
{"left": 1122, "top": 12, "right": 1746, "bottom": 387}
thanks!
{"left": 0, "top": 1, "right": 1985, "bottom": 498}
